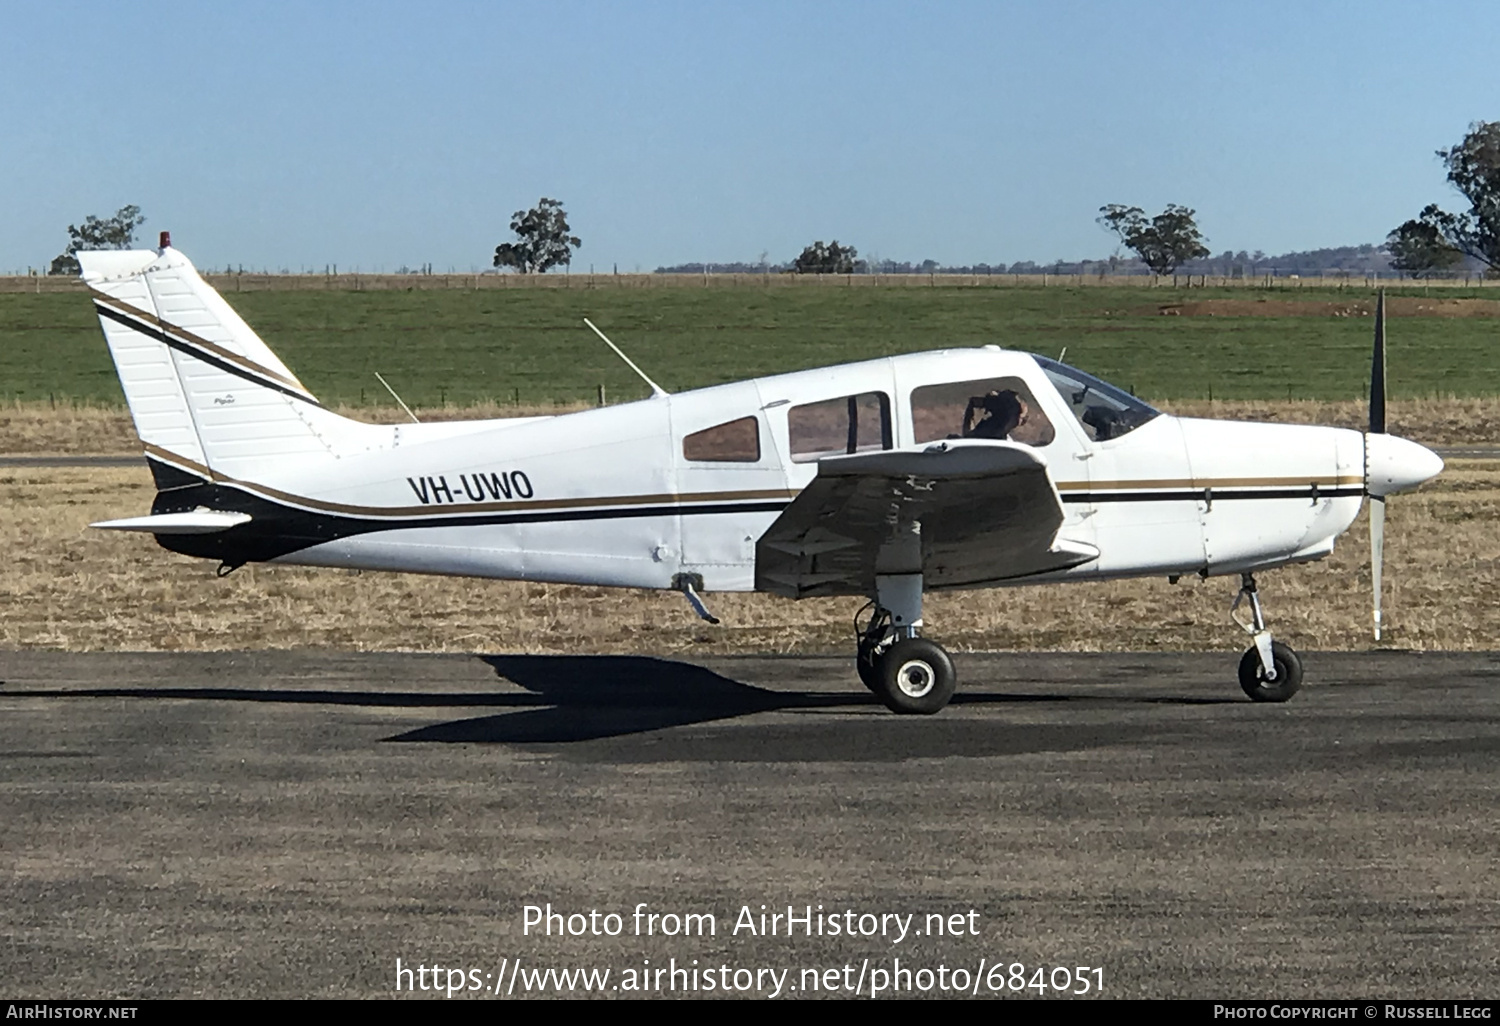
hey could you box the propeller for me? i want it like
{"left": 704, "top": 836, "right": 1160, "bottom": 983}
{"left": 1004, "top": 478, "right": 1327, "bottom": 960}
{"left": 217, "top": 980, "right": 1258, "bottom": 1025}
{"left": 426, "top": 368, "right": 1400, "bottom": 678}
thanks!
{"left": 1361, "top": 294, "right": 1444, "bottom": 643}
{"left": 1369, "top": 289, "right": 1386, "bottom": 641}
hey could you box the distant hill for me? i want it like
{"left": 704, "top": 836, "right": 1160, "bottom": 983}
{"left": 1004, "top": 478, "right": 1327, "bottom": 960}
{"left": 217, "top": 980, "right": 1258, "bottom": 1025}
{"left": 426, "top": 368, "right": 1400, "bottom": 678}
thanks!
{"left": 654, "top": 261, "right": 784, "bottom": 274}
{"left": 658, "top": 244, "right": 1488, "bottom": 278}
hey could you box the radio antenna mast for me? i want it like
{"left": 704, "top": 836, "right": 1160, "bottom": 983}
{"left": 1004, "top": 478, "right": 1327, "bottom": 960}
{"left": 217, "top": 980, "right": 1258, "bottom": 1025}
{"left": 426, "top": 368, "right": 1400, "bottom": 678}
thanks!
{"left": 583, "top": 318, "right": 668, "bottom": 398}
{"left": 374, "top": 371, "right": 420, "bottom": 423}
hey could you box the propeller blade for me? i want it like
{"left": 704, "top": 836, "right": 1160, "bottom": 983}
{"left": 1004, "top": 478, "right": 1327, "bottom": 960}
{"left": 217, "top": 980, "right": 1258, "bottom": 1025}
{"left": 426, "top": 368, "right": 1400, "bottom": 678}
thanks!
{"left": 1370, "top": 288, "right": 1386, "bottom": 435}
{"left": 1370, "top": 495, "right": 1386, "bottom": 642}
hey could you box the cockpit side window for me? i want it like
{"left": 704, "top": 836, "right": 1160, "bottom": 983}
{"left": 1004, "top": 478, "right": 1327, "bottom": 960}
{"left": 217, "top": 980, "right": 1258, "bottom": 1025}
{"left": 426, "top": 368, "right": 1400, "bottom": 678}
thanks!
{"left": 789, "top": 392, "right": 891, "bottom": 463}
{"left": 911, "top": 377, "right": 1056, "bottom": 447}
{"left": 683, "top": 416, "right": 761, "bottom": 462}
{"left": 1031, "top": 355, "right": 1160, "bottom": 442}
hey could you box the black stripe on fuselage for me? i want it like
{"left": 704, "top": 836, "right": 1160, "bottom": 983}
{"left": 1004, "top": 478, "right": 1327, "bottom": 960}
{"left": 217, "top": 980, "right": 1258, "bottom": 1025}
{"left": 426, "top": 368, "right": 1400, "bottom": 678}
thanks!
{"left": 95, "top": 303, "right": 324, "bottom": 408}
{"left": 146, "top": 471, "right": 789, "bottom": 563}
{"left": 1061, "top": 487, "right": 1365, "bottom": 504}
{"left": 138, "top": 457, "right": 1365, "bottom": 566}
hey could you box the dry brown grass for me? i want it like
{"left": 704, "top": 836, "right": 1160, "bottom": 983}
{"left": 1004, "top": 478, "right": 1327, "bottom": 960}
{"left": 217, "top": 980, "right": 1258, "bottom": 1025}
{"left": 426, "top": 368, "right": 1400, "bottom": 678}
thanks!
{"left": 1157, "top": 397, "right": 1500, "bottom": 446}
{"left": 5, "top": 396, "right": 1499, "bottom": 456}
{"left": 0, "top": 400, "right": 591, "bottom": 455}
{"left": 2, "top": 460, "right": 1494, "bottom": 655}
{"left": 0, "top": 403, "right": 138, "bottom": 455}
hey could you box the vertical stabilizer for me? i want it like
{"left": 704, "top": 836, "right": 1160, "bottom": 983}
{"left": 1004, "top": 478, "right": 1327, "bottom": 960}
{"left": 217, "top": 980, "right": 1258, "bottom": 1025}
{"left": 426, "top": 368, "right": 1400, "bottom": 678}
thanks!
{"left": 80, "top": 245, "right": 378, "bottom": 479}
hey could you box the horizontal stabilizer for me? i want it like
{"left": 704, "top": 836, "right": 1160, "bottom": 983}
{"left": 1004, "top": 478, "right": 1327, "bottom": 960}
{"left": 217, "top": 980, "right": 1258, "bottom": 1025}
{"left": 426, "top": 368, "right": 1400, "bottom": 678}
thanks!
{"left": 90, "top": 510, "right": 252, "bottom": 535}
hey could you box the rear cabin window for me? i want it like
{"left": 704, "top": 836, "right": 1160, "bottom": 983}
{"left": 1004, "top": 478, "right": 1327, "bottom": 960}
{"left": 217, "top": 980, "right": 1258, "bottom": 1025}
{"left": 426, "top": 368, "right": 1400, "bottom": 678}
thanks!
{"left": 683, "top": 416, "right": 761, "bottom": 462}
{"left": 911, "top": 376, "right": 1056, "bottom": 447}
{"left": 789, "top": 392, "right": 892, "bottom": 463}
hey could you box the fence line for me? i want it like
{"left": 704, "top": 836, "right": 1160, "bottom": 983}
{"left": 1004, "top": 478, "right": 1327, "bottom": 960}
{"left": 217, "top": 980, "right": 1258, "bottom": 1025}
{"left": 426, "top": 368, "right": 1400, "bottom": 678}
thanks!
{"left": 1, "top": 270, "right": 1493, "bottom": 294}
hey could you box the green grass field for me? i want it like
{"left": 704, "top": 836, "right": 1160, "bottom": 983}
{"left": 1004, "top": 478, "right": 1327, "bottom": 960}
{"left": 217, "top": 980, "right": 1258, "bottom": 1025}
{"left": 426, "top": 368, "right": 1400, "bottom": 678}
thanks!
{"left": 3, "top": 282, "right": 1496, "bottom": 408}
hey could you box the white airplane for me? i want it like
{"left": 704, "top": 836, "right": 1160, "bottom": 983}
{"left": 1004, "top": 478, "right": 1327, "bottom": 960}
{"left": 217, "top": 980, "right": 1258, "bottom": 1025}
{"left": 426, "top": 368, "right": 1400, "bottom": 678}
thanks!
{"left": 80, "top": 237, "right": 1443, "bottom": 715}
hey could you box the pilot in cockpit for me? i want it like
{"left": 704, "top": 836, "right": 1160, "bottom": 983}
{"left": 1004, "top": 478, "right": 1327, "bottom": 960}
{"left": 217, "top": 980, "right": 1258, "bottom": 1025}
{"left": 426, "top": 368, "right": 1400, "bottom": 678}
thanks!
{"left": 962, "top": 389, "right": 1027, "bottom": 440}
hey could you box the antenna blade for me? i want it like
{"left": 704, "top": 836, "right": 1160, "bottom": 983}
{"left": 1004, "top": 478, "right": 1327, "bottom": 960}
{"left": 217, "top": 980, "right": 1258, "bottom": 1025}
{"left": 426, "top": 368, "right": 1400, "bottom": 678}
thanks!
{"left": 584, "top": 318, "right": 668, "bottom": 398}
{"left": 1369, "top": 289, "right": 1386, "bottom": 435}
{"left": 375, "top": 371, "right": 420, "bottom": 424}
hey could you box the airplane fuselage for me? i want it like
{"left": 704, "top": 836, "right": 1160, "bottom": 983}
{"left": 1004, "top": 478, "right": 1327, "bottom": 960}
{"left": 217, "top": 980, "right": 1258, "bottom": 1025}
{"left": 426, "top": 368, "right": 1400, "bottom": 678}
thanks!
{"left": 147, "top": 347, "right": 1369, "bottom": 591}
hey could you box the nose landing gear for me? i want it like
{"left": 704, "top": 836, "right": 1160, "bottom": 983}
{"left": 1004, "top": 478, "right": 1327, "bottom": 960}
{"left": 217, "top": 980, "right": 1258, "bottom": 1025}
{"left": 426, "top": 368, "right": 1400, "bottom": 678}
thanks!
{"left": 1231, "top": 572, "right": 1303, "bottom": 702}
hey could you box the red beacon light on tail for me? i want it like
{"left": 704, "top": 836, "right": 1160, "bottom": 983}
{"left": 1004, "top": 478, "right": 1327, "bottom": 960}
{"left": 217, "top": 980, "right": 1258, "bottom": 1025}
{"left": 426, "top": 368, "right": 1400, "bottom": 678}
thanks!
{"left": 159, "top": 231, "right": 171, "bottom": 251}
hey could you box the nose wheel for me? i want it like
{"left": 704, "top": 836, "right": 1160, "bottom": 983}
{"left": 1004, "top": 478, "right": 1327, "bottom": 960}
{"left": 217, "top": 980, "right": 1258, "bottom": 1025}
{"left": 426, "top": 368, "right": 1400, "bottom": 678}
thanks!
{"left": 1237, "top": 641, "right": 1303, "bottom": 702}
{"left": 1231, "top": 573, "right": 1303, "bottom": 702}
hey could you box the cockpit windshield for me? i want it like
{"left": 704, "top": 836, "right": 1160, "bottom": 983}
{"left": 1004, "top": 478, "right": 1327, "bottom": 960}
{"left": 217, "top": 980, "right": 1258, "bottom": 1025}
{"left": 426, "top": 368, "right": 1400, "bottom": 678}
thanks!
{"left": 1031, "top": 355, "right": 1160, "bottom": 442}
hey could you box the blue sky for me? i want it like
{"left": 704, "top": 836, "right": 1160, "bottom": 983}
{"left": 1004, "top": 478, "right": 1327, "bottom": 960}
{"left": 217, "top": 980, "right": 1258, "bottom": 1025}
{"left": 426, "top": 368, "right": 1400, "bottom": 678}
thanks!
{"left": 3, "top": 1, "right": 1497, "bottom": 272}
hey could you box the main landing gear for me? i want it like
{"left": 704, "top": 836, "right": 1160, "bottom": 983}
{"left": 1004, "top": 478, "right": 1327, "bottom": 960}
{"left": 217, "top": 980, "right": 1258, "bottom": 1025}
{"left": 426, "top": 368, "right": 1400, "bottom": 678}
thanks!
{"left": 1230, "top": 572, "right": 1303, "bottom": 702}
{"left": 855, "top": 573, "right": 957, "bottom": 715}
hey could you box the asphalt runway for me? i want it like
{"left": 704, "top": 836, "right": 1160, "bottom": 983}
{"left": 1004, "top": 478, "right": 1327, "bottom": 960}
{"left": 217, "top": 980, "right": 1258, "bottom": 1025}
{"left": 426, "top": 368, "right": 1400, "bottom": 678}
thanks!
{"left": 2, "top": 649, "right": 1497, "bottom": 1000}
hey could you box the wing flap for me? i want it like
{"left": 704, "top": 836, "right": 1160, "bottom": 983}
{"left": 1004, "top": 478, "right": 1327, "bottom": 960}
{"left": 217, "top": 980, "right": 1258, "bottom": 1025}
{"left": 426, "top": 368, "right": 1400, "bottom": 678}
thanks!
{"left": 755, "top": 441, "right": 1096, "bottom": 598}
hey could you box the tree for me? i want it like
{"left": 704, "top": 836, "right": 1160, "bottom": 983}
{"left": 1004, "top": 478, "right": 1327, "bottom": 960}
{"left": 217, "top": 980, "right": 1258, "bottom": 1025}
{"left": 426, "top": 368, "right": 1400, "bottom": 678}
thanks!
{"left": 1096, "top": 203, "right": 1210, "bottom": 276}
{"left": 1385, "top": 209, "right": 1463, "bottom": 278}
{"left": 1407, "top": 121, "right": 1500, "bottom": 272}
{"left": 48, "top": 204, "right": 146, "bottom": 275}
{"left": 793, "top": 240, "right": 858, "bottom": 274}
{"left": 492, "top": 197, "right": 580, "bottom": 273}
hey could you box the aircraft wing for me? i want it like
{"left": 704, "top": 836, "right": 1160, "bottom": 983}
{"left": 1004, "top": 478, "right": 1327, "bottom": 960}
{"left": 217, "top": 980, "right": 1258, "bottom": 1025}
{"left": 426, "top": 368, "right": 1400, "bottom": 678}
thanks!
{"left": 755, "top": 442, "right": 1098, "bottom": 598}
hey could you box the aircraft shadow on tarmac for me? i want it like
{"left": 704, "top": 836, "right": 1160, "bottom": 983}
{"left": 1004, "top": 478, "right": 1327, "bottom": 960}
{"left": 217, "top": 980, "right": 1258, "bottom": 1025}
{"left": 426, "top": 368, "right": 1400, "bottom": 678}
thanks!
{"left": 390, "top": 655, "right": 830, "bottom": 744}
{"left": 382, "top": 654, "right": 1218, "bottom": 754}
{"left": 3, "top": 653, "right": 1233, "bottom": 756}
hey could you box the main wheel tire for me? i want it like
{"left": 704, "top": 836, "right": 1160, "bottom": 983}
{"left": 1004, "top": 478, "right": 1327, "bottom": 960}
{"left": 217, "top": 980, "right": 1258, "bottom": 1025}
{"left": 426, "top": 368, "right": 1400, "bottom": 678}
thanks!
{"left": 855, "top": 642, "right": 881, "bottom": 693}
{"left": 1238, "top": 641, "right": 1303, "bottom": 702}
{"left": 874, "top": 638, "right": 957, "bottom": 715}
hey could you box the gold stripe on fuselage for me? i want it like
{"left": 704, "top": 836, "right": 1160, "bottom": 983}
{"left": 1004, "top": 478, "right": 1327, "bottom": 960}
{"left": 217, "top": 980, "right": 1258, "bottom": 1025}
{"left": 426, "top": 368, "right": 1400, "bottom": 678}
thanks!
{"left": 141, "top": 443, "right": 1361, "bottom": 522}
{"left": 143, "top": 444, "right": 796, "bottom": 519}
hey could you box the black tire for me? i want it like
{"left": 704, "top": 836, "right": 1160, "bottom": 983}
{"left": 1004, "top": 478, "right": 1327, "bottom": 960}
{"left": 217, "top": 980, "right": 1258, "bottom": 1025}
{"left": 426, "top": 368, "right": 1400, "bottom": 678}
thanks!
{"left": 855, "top": 641, "right": 881, "bottom": 693}
{"left": 873, "top": 638, "right": 957, "bottom": 715}
{"left": 1238, "top": 641, "right": 1303, "bottom": 702}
